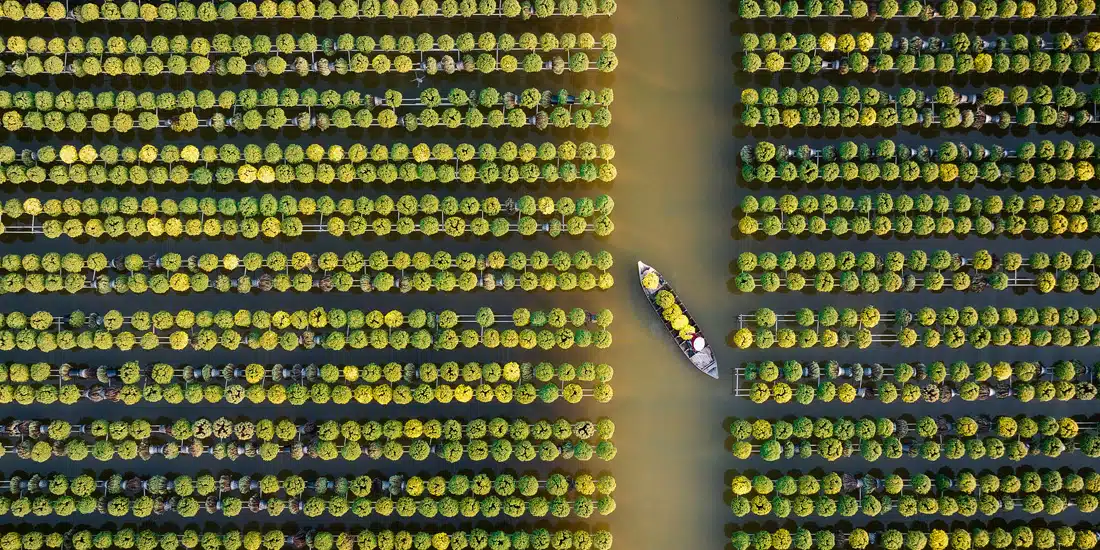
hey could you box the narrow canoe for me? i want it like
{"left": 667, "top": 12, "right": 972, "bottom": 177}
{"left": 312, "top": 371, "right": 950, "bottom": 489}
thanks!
{"left": 638, "top": 261, "right": 718, "bottom": 379}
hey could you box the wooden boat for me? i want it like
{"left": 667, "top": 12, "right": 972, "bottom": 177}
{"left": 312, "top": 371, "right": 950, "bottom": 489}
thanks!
{"left": 637, "top": 261, "right": 718, "bottom": 378}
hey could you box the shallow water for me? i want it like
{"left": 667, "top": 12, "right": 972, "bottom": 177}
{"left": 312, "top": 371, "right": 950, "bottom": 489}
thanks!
{"left": 601, "top": 2, "right": 740, "bottom": 547}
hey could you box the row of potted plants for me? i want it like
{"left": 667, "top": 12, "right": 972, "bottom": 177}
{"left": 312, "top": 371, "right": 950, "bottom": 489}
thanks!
{"left": 0, "top": 193, "right": 615, "bottom": 240}
{"left": 0, "top": 438, "right": 616, "bottom": 464}
{"left": 731, "top": 523, "right": 1092, "bottom": 550}
{"left": 734, "top": 265, "right": 1095, "bottom": 294}
{"left": 0, "top": 470, "right": 615, "bottom": 519}
{"left": 730, "top": 323, "right": 1100, "bottom": 349}
{"left": 739, "top": 0, "right": 1090, "bottom": 19}
{"left": 0, "top": 527, "right": 613, "bottom": 550}
{"left": 740, "top": 84, "right": 1096, "bottom": 129}
{"left": 0, "top": 360, "right": 615, "bottom": 405}
{"left": 0, "top": 306, "right": 615, "bottom": 331}
{"left": 9, "top": 139, "right": 615, "bottom": 166}
{"left": 0, "top": 249, "right": 616, "bottom": 294}
{"left": 741, "top": 376, "right": 1088, "bottom": 405}
{"left": 740, "top": 139, "right": 1096, "bottom": 186}
{"left": 738, "top": 192, "right": 1100, "bottom": 237}
{"left": 6, "top": 49, "right": 617, "bottom": 78}
{"left": 728, "top": 248, "right": 898, "bottom": 275}
{"left": 66, "top": 492, "right": 616, "bottom": 519}
{"left": 740, "top": 102, "right": 1090, "bottom": 130}
{"left": 0, "top": 86, "right": 615, "bottom": 133}
{"left": 59, "top": 360, "right": 614, "bottom": 385}
{"left": 1, "top": 157, "right": 615, "bottom": 186}
{"left": 4, "top": 31, "right": 616, "bottom": 56}
{"left": 730, "top": 468, "right": 1100, "bottom": 518}
{"left": 737, "top": 212, "right": 1100, "bottom": 238}
{"left": 744, "top": 359, "right": 1085, "bottom": 383}
{"left": 5, "top": 416, "right": 618, "bottom": 462}
{"left": 751, "top": 138, "right": 1089, "bottom": 163}
{"left": 0, "top": 374, "right": 615, "bottom": 406}
{"left": 35, "top": 470, "right": 615, "bottom": 499}
{"left": 730, "top": 484, "right": 1093, "bottom": 518}
{"left": 744, "top": 84, "right": 1089, "bottom": 109}
{"left": 733, "top": 304, "right": 1100, "bottom": 348}
{"left": 7, "top": 140, "right": 615, "bottom": 184}
{"left": 0, "top": 266, "right": 614, "bottom": 294}
{"left": 739, "top": 359, "right": 1095, "bottom": 404}
{"left": 733, "top": 248, "right": 1100, "bottom": 294}
{"left": 731, "top": 426, "right": 1095, "bottom": 463}
{"left": 2, "top": 0, "right": 619, "bottom": 22}
{"left": 739, "top": 32, "right": 1097, "bottom": 73}
{"left": 737, "top": 249, "right": 1094, "bottom": 274}
{"left": 7, "top": 248, "right": 613, "bottom": 273}
{"left": 742, "top": 49, "right": 1093, "bottom": 74}
{"left": 0, "top": 306, "right": 615, "bottom": 352}
{"left": 729, "top": 414, "right": 1083, "bottom": 442}
{"left": 650, "top": 288, "right": 703, "bottom": 341}
{"left": 731, "top": 486, "right": 1092, "bottom": 518}
{"left": 1, "top": 86, "right": 615, "bottom": 113}
{"left": 741, "top": 101, "right": 1089, "bottom": 129}
{"left": 741, "top": 31, "right": 1094, "bottom": 53}
{"left": 1, "top": 214, "right": 612, "bottom": 239}
{"left": 25, "top": 194, "right": 599, "bottom": 216}
{"left": 13, "top": 193, "right": 614, "bottom": 219}
{"left": 743, "top": 193, "right": 1096, "bottom": 216}
{"left": 20, "top": 416, "right": 613, "bottom": 442}
{"left": 1, "top": 103, "right": 613, "bottom": 133}
{"left": 732, "top": 468, "right": 1100, "bottom": 497}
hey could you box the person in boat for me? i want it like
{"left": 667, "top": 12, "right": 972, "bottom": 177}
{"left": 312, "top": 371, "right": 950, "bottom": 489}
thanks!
{"left": 683, "top": 331, "right": 706, "bottom": 356}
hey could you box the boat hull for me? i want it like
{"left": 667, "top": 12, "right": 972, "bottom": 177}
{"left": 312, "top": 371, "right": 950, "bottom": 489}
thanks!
{"left": 638, "top": 261, "right": 718, "bottom": 379}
